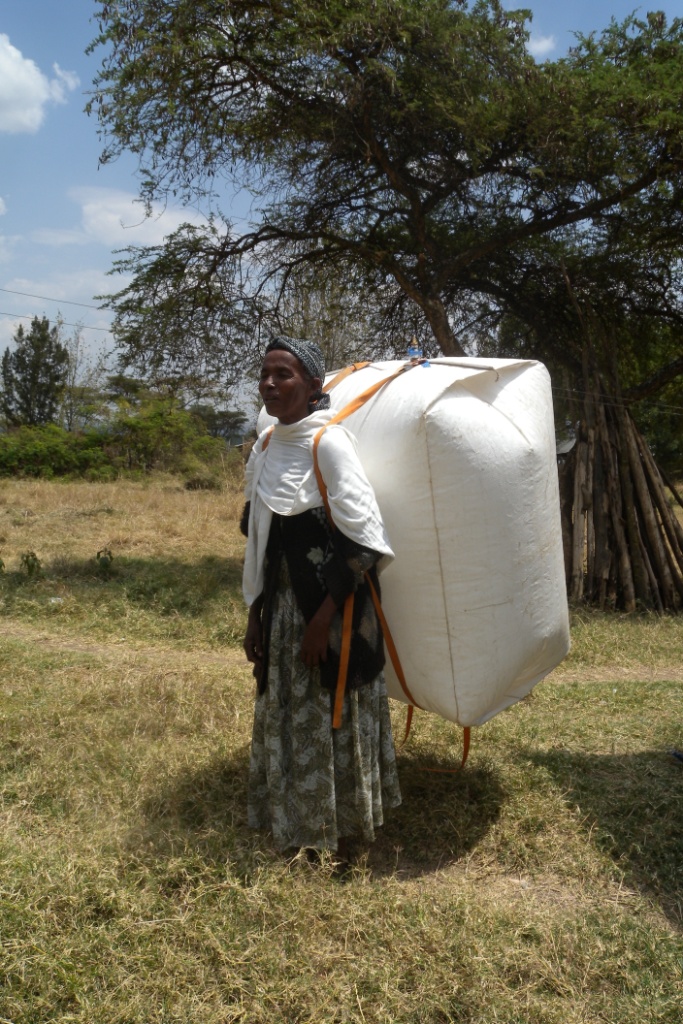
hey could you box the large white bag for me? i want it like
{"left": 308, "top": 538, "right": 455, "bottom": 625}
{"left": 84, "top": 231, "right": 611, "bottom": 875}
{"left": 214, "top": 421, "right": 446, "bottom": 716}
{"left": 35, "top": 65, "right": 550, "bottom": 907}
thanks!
{"left": 261, "top": 357, "right": 570, "bottom": 727}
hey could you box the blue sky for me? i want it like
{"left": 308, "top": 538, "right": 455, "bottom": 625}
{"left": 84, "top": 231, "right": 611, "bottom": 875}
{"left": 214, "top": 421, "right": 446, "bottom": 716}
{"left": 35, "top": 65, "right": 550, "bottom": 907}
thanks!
{"left": 1, "top": 1, "right": 681, "bottom": 359}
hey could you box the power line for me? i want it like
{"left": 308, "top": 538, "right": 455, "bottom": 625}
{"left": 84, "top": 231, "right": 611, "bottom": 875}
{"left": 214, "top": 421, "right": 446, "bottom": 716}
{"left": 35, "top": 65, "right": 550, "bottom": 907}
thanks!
{"left": 0, "top": 310, "right": 112, "bottom": 334}
{"left": 0, "top": 286, "right": 111, "bottom": 311}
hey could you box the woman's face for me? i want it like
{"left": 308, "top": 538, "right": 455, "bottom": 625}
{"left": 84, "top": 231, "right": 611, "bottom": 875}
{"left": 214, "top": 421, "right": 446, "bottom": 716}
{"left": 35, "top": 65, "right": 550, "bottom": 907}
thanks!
{"left": 258, "top": 349, "right": 321, "bottom": 424}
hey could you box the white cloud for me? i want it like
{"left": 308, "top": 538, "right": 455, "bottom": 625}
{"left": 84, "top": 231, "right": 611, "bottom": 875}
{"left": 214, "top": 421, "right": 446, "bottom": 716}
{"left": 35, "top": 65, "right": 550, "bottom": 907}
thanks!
{"left": 33, "top": 187, "right": 207, "bottom": 249}
{"left": 49, "top": 64, "right": 80, "bottom": 104}
{"left": 528, "top": 34, "right": 557, "bottom": 59}
{"left": 0, "top": 199, "right": 17, "bottom": 261}
{"left": 79, "top": 187, "right": 206, "bottom": 247}
{"left": 0, "top": 34, "right": 79, "bottom": 133}
{"left": 2, "top": 269, "right": 119, "bottom": 314}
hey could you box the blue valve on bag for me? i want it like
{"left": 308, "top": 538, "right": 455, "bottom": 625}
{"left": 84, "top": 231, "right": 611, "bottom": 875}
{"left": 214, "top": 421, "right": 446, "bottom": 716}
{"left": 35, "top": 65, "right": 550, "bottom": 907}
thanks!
{"left": 407, "top": 339, "right": 430, "bottom": 367}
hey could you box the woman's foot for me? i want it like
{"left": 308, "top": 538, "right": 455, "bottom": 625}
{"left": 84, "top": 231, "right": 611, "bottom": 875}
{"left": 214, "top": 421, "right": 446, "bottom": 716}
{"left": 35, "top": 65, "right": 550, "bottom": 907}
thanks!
{"left": 302, "top": 839, "right": 355, "bottom": 878}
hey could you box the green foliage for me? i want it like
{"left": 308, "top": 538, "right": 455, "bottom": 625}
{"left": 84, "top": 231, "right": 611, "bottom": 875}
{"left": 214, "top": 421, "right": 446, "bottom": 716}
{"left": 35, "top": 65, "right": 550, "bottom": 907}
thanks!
{"left": 20, "top": 550, "right": 42, "bottom": 578}
{"left": 96, "top": 548, "right": 114, "bottom": 579}
{"left": 188, "top": 403, "right": 247, "bottom": 441}
{"left": 1, "top": 317, "right": 70, "bottom": 426}
{"left": 57, "top": 328, "right": 112, "bottom": 432}
{"left": 0, "top": 424, "right": 111, "bottom": 479}
{"left": 104, "top": 397, "right": 226, "bottom": 475}
{"left": 0, "top": 399, "right": 230, "bottom": 483}
{"left": 104, "top": 372, "right": 152, "bottom": 407}
{"left": 634, "top": 385, "right": 683, "bottom": 476}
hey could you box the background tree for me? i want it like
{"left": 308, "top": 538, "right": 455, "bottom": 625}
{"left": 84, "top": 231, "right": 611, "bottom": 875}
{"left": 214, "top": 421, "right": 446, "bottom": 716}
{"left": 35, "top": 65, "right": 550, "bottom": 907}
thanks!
{"left": 104, "top": 394, "right": 226, "bottom": 476}
{"left": 90, "top": 0, "right": 683, "bottom": 609}
{"left": 189, "top": 404, "right": 248, "bottom": 442}
{"left": 1, "top": 317, "right": 70, "bottom": 427}
{"left": 58, "top": 326, "right": 112, "bottom": 432}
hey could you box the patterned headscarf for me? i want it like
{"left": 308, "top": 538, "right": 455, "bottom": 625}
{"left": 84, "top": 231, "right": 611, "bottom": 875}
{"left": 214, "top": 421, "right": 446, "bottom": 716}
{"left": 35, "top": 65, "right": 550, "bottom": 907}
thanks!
{"left": 265, "top": 335, "right": 331, "bottom": 410}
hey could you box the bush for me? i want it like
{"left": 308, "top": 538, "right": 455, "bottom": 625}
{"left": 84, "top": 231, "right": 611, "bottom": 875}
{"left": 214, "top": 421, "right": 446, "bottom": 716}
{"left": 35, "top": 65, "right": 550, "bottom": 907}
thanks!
{"left": 0, "top": 401, "right": 231, "bottom": 482}
{"left": 0, "top": 425, "right": 109, "bottom": 478}
{"left": 104, "top": 400, "right": 227, "bottom": 475}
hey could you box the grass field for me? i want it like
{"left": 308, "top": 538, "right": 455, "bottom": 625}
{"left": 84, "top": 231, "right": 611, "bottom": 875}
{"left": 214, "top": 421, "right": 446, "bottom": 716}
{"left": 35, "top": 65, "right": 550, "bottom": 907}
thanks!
{"left": 0, "top": 476, "right": 682, "bottom": 1023}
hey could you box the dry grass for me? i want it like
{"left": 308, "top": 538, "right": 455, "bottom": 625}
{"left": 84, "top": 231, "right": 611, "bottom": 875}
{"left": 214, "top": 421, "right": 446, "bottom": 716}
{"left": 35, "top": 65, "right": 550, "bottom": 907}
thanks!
{"left": 1, "top": 477, "right": 682, "bottom": 1023}
{"left": 0, "top": 473, "right": 244, "bottom": 558}
{"left": 0, "top": 473, "right": 247, "bottom": 649}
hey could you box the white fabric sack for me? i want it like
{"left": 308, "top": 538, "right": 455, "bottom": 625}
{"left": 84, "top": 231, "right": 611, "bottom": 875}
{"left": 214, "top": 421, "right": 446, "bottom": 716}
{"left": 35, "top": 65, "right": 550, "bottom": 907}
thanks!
{"left": 259, "top": 357, "right": 570, "bottom": 727}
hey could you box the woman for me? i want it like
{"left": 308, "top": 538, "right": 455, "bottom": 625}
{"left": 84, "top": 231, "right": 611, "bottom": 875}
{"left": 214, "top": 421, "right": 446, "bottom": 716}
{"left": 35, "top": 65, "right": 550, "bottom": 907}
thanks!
{"left": 241, "top": 336, "right": 401, "bottom": 861}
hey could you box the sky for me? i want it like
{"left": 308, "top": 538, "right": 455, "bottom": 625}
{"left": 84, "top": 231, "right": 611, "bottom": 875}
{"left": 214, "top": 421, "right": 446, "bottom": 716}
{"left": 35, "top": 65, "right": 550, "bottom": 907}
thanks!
{"left": 1, "top": 0, "right": 681, "bottom": 362}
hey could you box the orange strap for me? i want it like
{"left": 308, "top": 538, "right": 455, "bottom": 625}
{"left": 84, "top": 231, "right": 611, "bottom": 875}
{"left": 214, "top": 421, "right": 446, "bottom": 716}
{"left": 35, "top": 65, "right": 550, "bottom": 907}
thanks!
{"left": 323, "top": 361, "right": 371, "bottom": 393}
{"left": 332, "top": 593, "right": 354, "bottom": 728}
{"left": 401, "top": 706, "right": 415, "bottom": 747}
{"left": 365, "top": 573, "right": 422, "bottom": 710}
{"left": 261, "top": 425, "right": 274, "bottom": 450}
{"left": 422, "top": 727, "right": 471, "bottom": 773}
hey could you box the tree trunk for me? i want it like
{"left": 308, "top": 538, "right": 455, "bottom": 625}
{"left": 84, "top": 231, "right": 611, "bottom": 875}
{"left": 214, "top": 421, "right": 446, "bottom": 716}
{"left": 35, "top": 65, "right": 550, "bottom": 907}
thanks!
{"left": 422, "top": 297, "right": 467, "bottom": 356}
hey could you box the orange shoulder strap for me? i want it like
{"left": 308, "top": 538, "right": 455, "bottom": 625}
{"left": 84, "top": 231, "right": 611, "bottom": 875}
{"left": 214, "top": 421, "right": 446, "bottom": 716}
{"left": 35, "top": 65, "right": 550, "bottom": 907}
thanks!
{"left": 261, "top": 426, "right": 274, "bottom": 450}
{"left": 323, "top": 361, "right": 371, "bottom": 394}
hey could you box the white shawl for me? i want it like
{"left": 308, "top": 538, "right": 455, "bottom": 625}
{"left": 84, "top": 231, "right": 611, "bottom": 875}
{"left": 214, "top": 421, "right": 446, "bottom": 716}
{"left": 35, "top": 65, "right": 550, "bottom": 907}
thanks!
{"left": 242, "top": 410, "right": 394, "bottom": 606}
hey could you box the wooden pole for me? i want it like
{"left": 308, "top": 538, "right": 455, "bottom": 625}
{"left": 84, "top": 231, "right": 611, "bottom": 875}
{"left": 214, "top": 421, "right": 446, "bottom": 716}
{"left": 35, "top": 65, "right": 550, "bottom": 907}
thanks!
{"left": 623, "top": 413, "right": 676, "bottom": 609}
{"left": 612, "top": 401, "right": 651, "bottom": 606}
{"left": 570, "top": 438, "right": 587, "bottom": 601}
{"left": 596, "top": 398, "right": 636, "bottom": 612}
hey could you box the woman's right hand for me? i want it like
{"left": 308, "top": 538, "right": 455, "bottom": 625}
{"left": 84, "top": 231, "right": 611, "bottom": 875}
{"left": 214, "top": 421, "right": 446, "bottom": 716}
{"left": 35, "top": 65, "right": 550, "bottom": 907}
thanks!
{"left": 244, "top": 605, "right": 264, "bottom": 677}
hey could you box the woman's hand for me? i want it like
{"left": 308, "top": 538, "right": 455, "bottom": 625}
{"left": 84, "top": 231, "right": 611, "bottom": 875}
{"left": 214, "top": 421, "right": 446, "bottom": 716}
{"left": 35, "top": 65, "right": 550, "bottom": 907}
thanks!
{"left": 300, "top": 594, "right": 337, "bottom": 668}
{"left": 244, "top": 603, "right": 264, "bottom": 678}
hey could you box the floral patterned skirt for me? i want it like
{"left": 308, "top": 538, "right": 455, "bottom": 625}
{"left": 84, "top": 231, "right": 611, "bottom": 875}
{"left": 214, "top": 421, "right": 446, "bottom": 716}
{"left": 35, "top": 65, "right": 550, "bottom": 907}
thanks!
{"left": 248, "top": 566, "right": 402, "bottom": 853}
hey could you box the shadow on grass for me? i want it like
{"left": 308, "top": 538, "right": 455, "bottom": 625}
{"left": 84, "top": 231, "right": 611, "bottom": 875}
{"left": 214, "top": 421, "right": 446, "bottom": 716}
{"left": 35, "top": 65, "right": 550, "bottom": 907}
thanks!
{"left": 531, "top": 748, "right": 683, "bottom": 928}
{"left": 132, "top": 746, "right": 505, "bottom": 882}
{"left": 372, "top": 753, "right": 506, "bottom": 877}
{"left": 132, "top": 744, "right": 255, "bottom": 877}
{"left": 0, "top": 553, "right": 244, "bottom": 618}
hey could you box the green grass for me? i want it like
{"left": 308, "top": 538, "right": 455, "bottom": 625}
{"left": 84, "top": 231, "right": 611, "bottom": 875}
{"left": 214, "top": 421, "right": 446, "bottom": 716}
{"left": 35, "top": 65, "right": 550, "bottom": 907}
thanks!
{"left": 565, "top": 606, "right": 683, "bottom": 672}
{"left": 0, "top": 550, "right": 246, "bottom": 648}
{"left": 0, "top": 479, "right": 682, "bottom": 1023}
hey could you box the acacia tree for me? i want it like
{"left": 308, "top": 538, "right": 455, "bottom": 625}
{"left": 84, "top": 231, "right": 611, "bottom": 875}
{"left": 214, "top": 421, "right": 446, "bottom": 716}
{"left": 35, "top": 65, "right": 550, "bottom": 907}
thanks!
{"left": 1, "top": 317, "right": 70, "bottom": 427}
{"left": 90, "top": 0, "right": 683, "bottom": 608}
{"left": 90, "top": 1, "right": 683, "bottom": 354}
